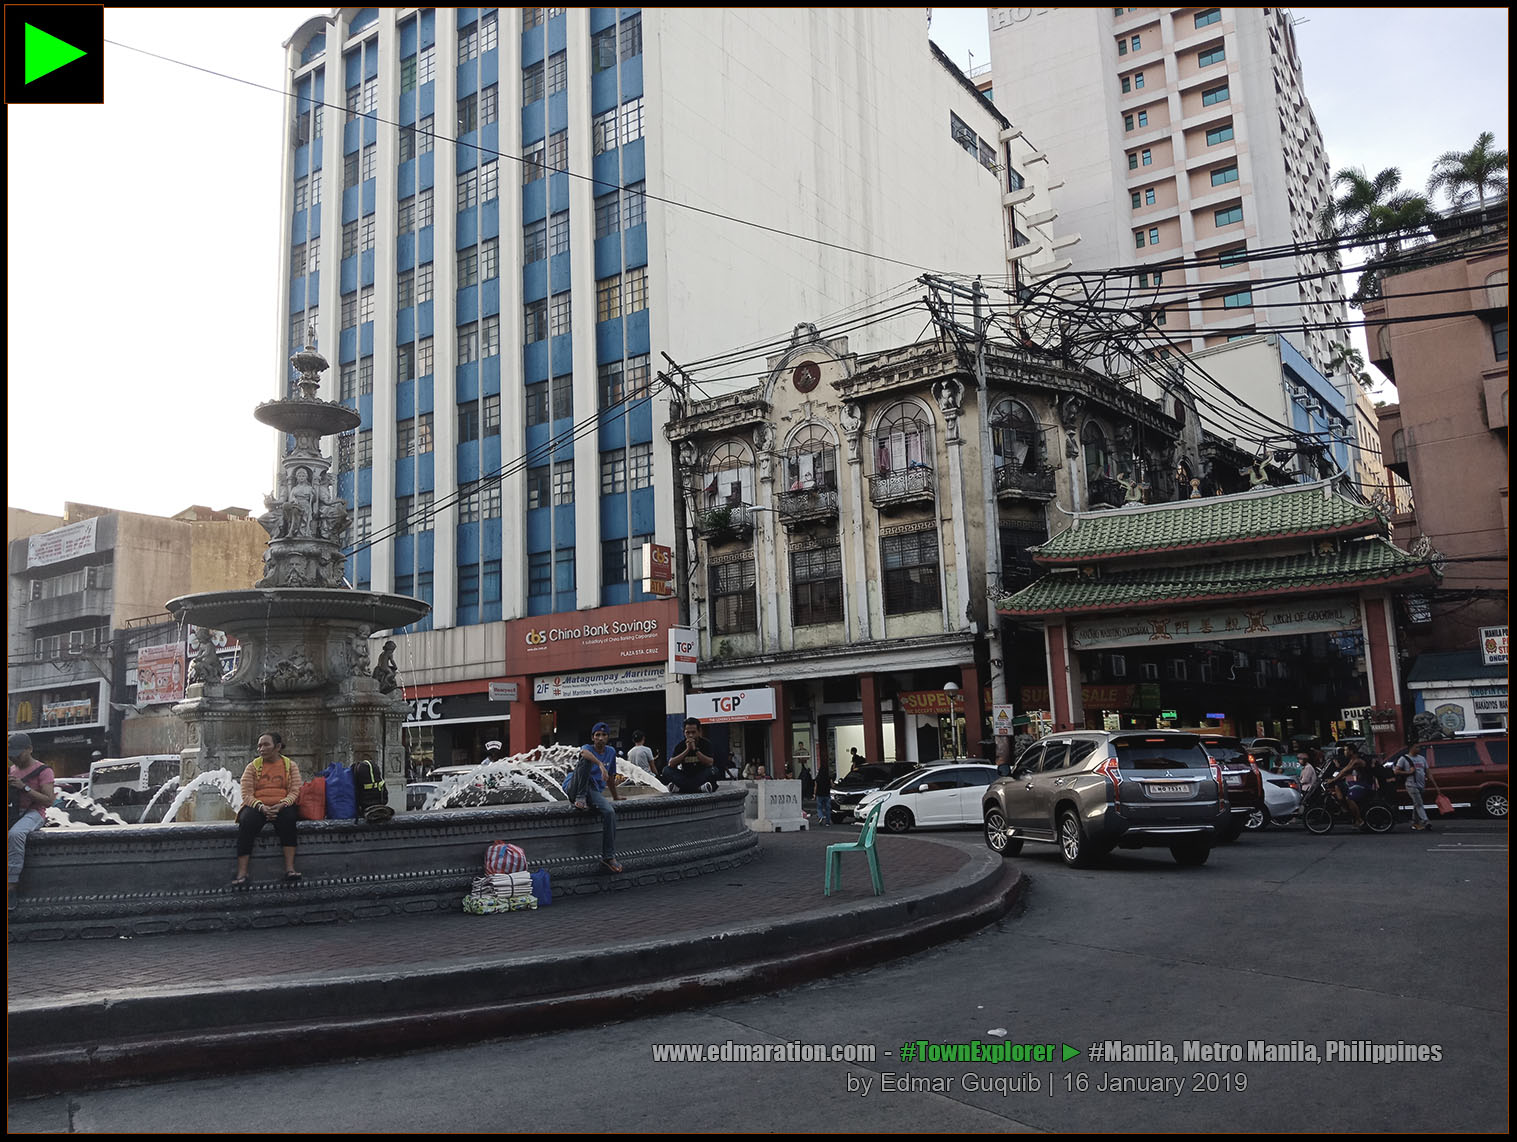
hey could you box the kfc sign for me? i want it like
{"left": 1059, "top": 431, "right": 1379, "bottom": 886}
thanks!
{"left": 686, "top": 687, "right": 777, "bottom": 724}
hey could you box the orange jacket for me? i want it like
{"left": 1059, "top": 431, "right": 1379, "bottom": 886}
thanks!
{"left": 240, "top": 756, "right": 303, "bottom": 810}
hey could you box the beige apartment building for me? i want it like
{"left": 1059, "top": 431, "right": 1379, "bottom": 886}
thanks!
{"left": 986, "top": 6, "right": 1348, "bottom": 383}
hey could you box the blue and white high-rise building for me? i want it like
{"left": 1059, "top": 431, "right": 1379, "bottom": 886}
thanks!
{"left": 275, "top": 7, "right": 1021, "bottom": 767}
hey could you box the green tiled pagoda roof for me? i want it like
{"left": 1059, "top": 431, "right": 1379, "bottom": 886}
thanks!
{"left": 1035, "top": 479, "right": 1384, "bottom": 564}
{"left": 999, "top": 538, "right": 1431, "bottom": 616}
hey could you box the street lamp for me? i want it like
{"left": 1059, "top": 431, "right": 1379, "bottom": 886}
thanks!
{"left": 943, "top": 681, "right": 961, "bottom": 758}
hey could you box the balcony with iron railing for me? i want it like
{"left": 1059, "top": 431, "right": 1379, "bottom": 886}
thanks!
{"left": 994, "top": 463, "right": 1057, "bottom": 501}
{"left": 868, "top": 464, "right": 935, "bottom": 511}
{"left": 1088, "top": 476, "right": 1128, "bottom": 510}
{"left": 776, "top": 486, "right": 839, "bottom": 528}
{"left": 694, "top": 503, "right": 757, "bottom": 543}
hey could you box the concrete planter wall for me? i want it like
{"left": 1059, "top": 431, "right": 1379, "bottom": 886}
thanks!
{"left": 10, "top": 790, "right": 755, "bottom": 941}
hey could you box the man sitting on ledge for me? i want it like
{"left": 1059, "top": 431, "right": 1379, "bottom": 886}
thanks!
{"left": 665, "top": 717, "right": 718, "bottom": 794}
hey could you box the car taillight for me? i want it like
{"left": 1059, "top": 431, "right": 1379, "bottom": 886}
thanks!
{"left": 1212, "top": 761, "right": 1225, "bottom": 807}
{"left": 1250, "top": 761, "right": 1261, "bottom": 786}
{"left": 1097, "top": 756, "right": 1121, "bottom": 802}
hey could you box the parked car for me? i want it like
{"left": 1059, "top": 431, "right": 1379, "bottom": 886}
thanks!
{"left": 981, "top": 730, "right": 1228, "bottom": 867}
{"left": 405, "top": 782, "right": 440, "bottom": 811}
{"left": 831, "top": 762, "right": 918, "bottom": 822}
{"left": 1259, "top": 771, "right": 1302, "bottom": 827}
{"left": 1193, "top": 734, "right": 1263, "bottom": 841}
{"left": 1241, "top": 737, "right": 1287, "bottom": 766}
{"left": 851, "top": 762, "right": 1000, "bottom": 833}
{"left": 52, "top": 777, "right": 89, "bottom": 798}
{"left": 1385, "top": 735, "right": 1508, "bottom": 818}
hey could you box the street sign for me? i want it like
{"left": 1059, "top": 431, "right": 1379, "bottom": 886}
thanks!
{"left": 1480, "top": 625, "right": 1508, "bottom": 666}
{"left": 992, "top": 704, "right": 1015, "bottom": 737}
{"left": 1341, "top": 705, "right": 1370, "bottom": 722}
{"left": 488, "top": 682, "right": 518, "bottom": 702}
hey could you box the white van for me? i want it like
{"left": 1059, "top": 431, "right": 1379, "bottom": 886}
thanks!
{"left": 88, "top": 755, "right": 182, "bottom": 802}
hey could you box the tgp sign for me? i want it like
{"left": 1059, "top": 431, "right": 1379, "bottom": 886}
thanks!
{"left": 687, "top": 687, "right": 776, "bottom": 724}
{"left": 668, "top": 625, "right": 697, "bottom": 675}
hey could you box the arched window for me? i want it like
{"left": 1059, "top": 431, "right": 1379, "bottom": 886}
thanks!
{"left": 874, "top": 402, "right": 929, "bottom": 473}
{"left": 1485, "top": 269, "right": 1508, "bottom": 310}
{"left": 991, "top": 400, "right": 1042, "bottom": 470}
{"left": 703, "top": 441, "right": 753, "bottom": 508}
{"left": 1391, "top": 429, "right": 1407, "bottom": 465}
{"left": 1081, "top": 422, "right": 1111, "bottom": 486}
{"left": 784, "top": 424, "right": 838, "bottom": 491}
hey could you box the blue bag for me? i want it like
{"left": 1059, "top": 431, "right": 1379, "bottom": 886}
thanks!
{"left": 530, "top": 868, "right": 552, "bottom": 907}
{"left": 322, "top": 761, "right": 358, "bottom": 820}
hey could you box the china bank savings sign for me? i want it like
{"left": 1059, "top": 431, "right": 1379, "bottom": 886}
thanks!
{"left": 507, "top": 602, "right": 676, "bottom": 673}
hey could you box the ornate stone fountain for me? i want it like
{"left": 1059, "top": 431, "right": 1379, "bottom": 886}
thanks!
{"left": 166, "top": 339, "right": 429, "bottom": 816}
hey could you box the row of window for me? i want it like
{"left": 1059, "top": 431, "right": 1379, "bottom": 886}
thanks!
{"left": 32, "top": 626, "right": 111, "bottom": 661}
{"left": 708, "top": 528, "right": 943, "bottom": 635}
{"left": 28, "top": 564, "right": 112, "bottom": 599}
{"left": 591, "top": 12, "right": 643, "bottom": 73}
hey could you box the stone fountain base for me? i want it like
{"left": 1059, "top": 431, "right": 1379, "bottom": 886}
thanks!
{"left": 8, "top": 791, "right": 756, "bottom": 941}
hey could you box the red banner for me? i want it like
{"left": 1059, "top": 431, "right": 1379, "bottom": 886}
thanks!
{"left": 1021, "top": 684, "right": 1138, "bottom": 711}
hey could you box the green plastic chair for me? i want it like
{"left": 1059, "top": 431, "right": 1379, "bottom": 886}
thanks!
{"left": 824, "top": 800, "right": 885, "bottom": 896}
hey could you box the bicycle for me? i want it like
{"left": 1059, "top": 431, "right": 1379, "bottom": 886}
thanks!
{"left": 1298, "top": 780, "right": 1395, "bottom": 834}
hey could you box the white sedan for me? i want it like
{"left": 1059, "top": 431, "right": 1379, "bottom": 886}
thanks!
{"left": 1247, "top": 772, "right": 1302, "bottom": 828}
{"left": 851, "top": 762, "right": 1001, "bottom": 834}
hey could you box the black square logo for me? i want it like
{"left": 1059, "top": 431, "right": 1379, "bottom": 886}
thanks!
{"left": 6, "top": 5, "right": 104, "bottom": 105}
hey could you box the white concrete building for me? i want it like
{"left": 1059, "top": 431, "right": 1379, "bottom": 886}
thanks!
{"left": 274, "top": 8, "right": 1027, "bottom": 765}
{"left": 986, "top": 6, "right": 1348, "bottom": 380}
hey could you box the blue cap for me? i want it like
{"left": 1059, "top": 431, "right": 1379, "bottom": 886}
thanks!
{"left": 592, "top": 722, "right": 610, "bottom": 735}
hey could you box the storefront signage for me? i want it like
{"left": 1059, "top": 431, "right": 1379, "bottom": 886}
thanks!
{"left": 1473, "top": 694, "right": 1508, "bottom": 715}
{"left": 26, "top": 516, "right": 98, "bottom": 568}
{"left": 136, "top": 643, "right": 185, "bottom": 705}
{"left": 402, "top": 690, "right": 518, "bottom": 727}
{"left": 42, "top": 698, "right": 94, "bottom": 725}
{"left": 488, "top": 682, "right": 519, "bottom": 702}
{"left": 643, "top": 543, "right": 675, "bottom": 598}
{"left": 1341, "top": 706, "right": 1370, "bottom": 722}
{"left": 533, "top": 666, "right": 667, "bottom": 702}
{"left": 899, "top": 691, "right": 964, "bottom": 715}
{"left": 1021, "top": 684, "right": 1138, "bottom": 711}
{"left": 1480, "top": 626, "right": 1508, "bottom": 666}
{"left": 1404, "top": 594, "right": 1432, "bottom": 624}
{"left": 687, "top": 687, "right": 777, "bottom": 724}
{"left": 505, "top": 600, "right": 677, "bottom": 674}
{"left": 1069, "top": 596, "right": 1361, "bottom": 650}
{"left": 668, "top": 625, "right": 698, "bottom": 675}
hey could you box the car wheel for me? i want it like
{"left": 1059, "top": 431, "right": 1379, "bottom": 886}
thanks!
{"left": 1364, "top": 803, "right": 1395, "bottom": 833}
{"left": 884, "top": 807, "right": 913, "bottom": 834}
{"left": 983, "top": 809, "right": 1022, "bottom": 856}
{"left": 1304, "top": 805, "right": 1334, "bottom": 834}
{"left": 1058, "top": 810, "right": 1096, "bottom": 868}
{"left": 1170, "top": 842, "right": 1211, "bottom": 866}
{"left": 1481, "top": 788, "right": 1508, "bottom": 819}
{"left": 1243, "top": 807, "right": 1267, "bottom": 831}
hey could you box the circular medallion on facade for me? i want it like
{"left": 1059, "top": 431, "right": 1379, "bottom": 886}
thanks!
{"left": 792, "top": 360, "right": 821, "bottom": 393}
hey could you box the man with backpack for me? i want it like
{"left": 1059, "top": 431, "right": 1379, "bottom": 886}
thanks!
{"left": 8, "top": 733, "right": 55, "bottom": 911}
{"left": 1394, "top": 743, "right": 1433, "bottom": 832}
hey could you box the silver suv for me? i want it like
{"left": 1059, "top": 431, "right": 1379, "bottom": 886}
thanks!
{"left": 982, "top": 730, "right": 1228, "bottom": 867}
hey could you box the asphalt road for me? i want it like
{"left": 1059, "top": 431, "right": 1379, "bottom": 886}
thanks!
{"left": 10, "top": 819, "right": 1507, "bottom": 1133}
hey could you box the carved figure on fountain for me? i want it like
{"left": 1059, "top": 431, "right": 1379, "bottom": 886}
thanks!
{"left": 187, "top": 627, "right": 224, "bottom": 686}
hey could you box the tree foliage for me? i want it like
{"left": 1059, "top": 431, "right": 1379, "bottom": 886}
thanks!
{"left": 1427, "top": 131, "right": 1509, "bottom": 210}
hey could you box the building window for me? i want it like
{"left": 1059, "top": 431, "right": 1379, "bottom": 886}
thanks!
{"left": 592, "top": 25, "right": 617, "bottom": 73}
{"left": 1121, "top": 75, "right": 1131, "bottom": 94}
{"left": 457, "top": 92, "right": 478, "bottom": 136}
{"left": 551, "top": 372, "right": 574, "bottom": 419}
{"left": 523, "top": 61, "right": 545, "bottom": 104}
{"left": 1124, "top": 114, "right": 1135, "bottom": 132}
{"left": 481, "top": 237, "right": 499, "bottom": 281}
{"left": 592, "top": 108, "right": 617, "bottom": 154}
{"left": 481, "top": 12, "right": 498, "bottom": 52}
{"left": 602, "top": 538, "right": 629, "bottom": 585}
{"left": 417, "top": 336, "right": 433, "bottom": 376}
{"left": 418, "top": 46, "right": 435, "bottom": 86}
{"left": 1222, "top": 289, "right": 1253, "bottom": 308}
{"left": 1128, "top": 153, "right": 1139, "bottom": 171}
{"left": 362, "top": 77, "right": 377, "bottom": 117}
{"left": 357, "top": 430, "right": 372, "bottom": 468}
{"left": 1131, "top": 190, "right": 1141, "bottom": 209}
{"left": 1215, "top": 204, "right": 1244, "bottom": 226}
{"left": 528, "top": 551, "right": 551, "bottom": 595}
{"left": 523, "top": 8, "right": 545, "bottom": 31}
{"left": 359, "top": 356, "right": 373, "bottom": 393}
{"left": 359, "top": 285, "right": 374, "bottom": 324}
{"left": 342, "top": 221, "right": 358, "bottom": 259}
{"left": 710, "top": 559, "right": 757, "bottom": 635}
{"left": 1218, "top": 245, "right": 1249, "bottom": 266}
{"left": 1195, "top": 8, "right": 1221, "bottom": 28}
{"left": 595, "top": 192, "right": 621, "bottom": 238}
{"left": 620, "top": 12, "right": 642, "bottom": 59}
{"left": 526, "top": 465, "right": 550, "bottom": 509}
{"left": 548, "top": 211, "right": 570, "bottom": 254}
{"left": 1138, "top": 110, "right": 1148, "bottom": 127}
{"left": 1131, "top": 33, "right": 1140, "bottom": 50}
{"left": 629, "top": 442, "right": 653, "bottom": 488}
{"left": 361, "top": 144, "right": 377, "bottom": 181}
{"left": 396, "top": 491, "right": 434, "bottom": 537}
{"left": 346, "top": 83, "right": 361, "bottom": 121}
{"left": 1145, "top": 187, "right": 1156, "bottom": 205}
{"left": 627, "top": 354, "right": 651, "bottom": 398}
{"left": 340, "top": 363, "right": 357, "bottom": 400}
{"left": 524, "top": 299, "right": 548, "bottom": 342}
{"left": 397, "top": 197, "right": 415, "bottom": 237}
{"left": 1493, "top": 317, "right": 1509, "bottom": 361}
{"left": 398, "top": 343, "right": 415, "bottom": 381}
{"left": 555, "top": 548, "right": 575, "bottom": 593}
{"left": 400, "top": 54, "right": 417, "bottom": 93}
{"left": 597, "top": 275, "right": 622, "bottom": 321}
{"left": 361, "top": 215, "right": 376, "bottom": 251}
{"left": 525, "top": 381, "right": 549, "bottom": 426}
{"left": 397, "top": 270, "right": 415, "bottom": 309}
{"left": 344, "top": 151, "right": 360, "bottom": 187}
{"left": 417, "top": 187, "right": 434, "bottom": 228}
{"left": 1117, "top": 37, "right": 1128, "bottom": 56}
{"left": 458, "top": 169, "right": 479, "bottom": 209}
{"left": 1202, "top": 84, "right": 1230, "bottom": 107}
{"left": 547, "top": 130, "right": 568, "bottom": 172}
{"left": 624, "top": 181, "right": 647, "bottom": 229}
{"left": 483, "top": 393, "right": 500, "bottom": 436}
{"left": 524, "top": 218, "right": 548, "bottom": 262}
{"left": 458, "top": 248, "right": 479, "bottom": 288}
{"left": 294, "top": 177, "right": 311, "bottom": 212}
{"left": 480, "top": 160, "right": 499, "bottom": 203}
{"left": 457, "top": 326, "right": 479, "bottom": 363}
{"left": 1199, "top": 45, "right": 1225, "bottom": 67}
{"left": 481, "top": 314, "right": 501, "bottom": 357}
{"left": 881, "top": 531, "right": 940, "bottom": 615}
{"left": 598, "top": 361, "right": 625, "bottom": 408}
{"left": 416, "top": 115, "right": 435, "bottom": 157}
{"left": 481, "top": 84, "right": 499, "bottom": 126}
{"left": 792, "top": 546, "right": 844, "bottom": 626}
{"left": 549, "top": 292, "right": 572, "bottom": 336}
{"left": 459, "top": 404, "right": 481, "bottom": 443}
{"left": 341, "top": 291, "right": 358, "bottom": 328}
{"left": 1135, "top": 230, "right": 1146, "bottom": 249}
{"left": 356, "top": 505, "right": 372, "bottom": 541}
{"left": 397, "top": 421, "right": 416, "bottom": 457}
{"left": 417, "top": 262, "right": 434, "bottom": 302}
{"left": 458, "top": 22, "right": 479, "bottom": 65}
{"left": 619, "top": 97, "right": 644, "bottom": 146}
{"left": 600, "top": 449, "right": 627, "bottom": 494}
{"left": 1082, "top": 422, "right": 1110, "bottom": 489}
{"left": 524, "top": 139, "right": 548, "bottom": 181}
{"left": 1149, "top": 226, "right": 1160, "bottom": 246}
{"left": 552, "top": 460, "right": 574, "bottom": 505}
{"left": 1133, "top": 72, "right": 1144, "bottom": 89}
{"left": 624, "top": 266, "right": 648, "bottom": 312}
{"left": 547, "top": 51, "right": 567, "bottom": 94}
{"left": 1211, "top": 165, "right": 1239, "bottom": 187}
{"left": 1206, "top": 124, "right": 1235, "bottom": 146}
{"left": 1141, "top": 148, "right": 1152, "bottom": 166}
{"left": 991, "top": 400, "right": 1041, "bottom": 472}
{"left": 483, "top": 483, "right": 502, "bottom": 518}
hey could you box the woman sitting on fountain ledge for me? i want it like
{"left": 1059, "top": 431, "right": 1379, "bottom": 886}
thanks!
{"left": 232, "top": 732, "right": 303, "bottom": 886}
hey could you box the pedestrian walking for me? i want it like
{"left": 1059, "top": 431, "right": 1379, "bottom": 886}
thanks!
{"left": 815, "top": 763, "right": 833, "bottom": 826}
{"left": 1395, "top": 743, "right": 1433, "bottom": 831}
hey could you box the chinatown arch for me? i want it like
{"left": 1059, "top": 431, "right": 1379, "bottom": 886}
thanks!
{"left": 997, "top": 477, "right": 1437, "bottom": 753}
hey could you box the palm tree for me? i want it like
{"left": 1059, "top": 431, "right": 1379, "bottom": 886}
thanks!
{"left": 1326, "top": 340, "right": 1374, "bottom": 392}
{"left": 1427, "top": 131, "right": 1509, "bottom": 211}
{"left": 1318, "top": 166, "right": 1434, "bottom": 303}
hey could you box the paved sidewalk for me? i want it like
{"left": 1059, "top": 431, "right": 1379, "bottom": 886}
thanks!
{"left": 8, "top": 828, "right": 1021, "bottom": 1095}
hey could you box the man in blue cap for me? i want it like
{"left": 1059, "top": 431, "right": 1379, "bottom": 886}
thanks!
{"left": 564, "top": 722, "right": 622, "bottom": 873}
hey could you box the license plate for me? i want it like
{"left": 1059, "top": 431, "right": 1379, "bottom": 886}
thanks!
{"left": 1225, "top": 775, "right": 1243, "bottom": 787}
{"left": 1147, "top": 783, "right": 1193, "bottom": 797}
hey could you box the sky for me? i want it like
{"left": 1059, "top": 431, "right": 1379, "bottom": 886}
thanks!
{"left": 6, "top": 8, "right": 1509, "bottom": 520}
